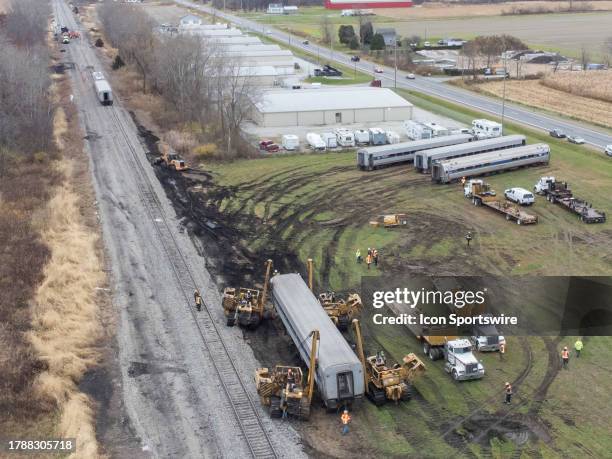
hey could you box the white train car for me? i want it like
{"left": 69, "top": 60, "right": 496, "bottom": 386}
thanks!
{"left": 270, "top": 273, "right": 365, "bottom": 410}
{"left": 432, "top": 143, "right": 550, "bottom": 183}
{"left": 415, "top": 135, "right": 526, "bottom": 173}
{"left": 92, "top": 71, "right": 113, "bottom": 106}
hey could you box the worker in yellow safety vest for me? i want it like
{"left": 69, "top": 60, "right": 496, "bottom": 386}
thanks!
{"left": 574, "top": 339, "right": 583, "bottom": 358}
{"left": 341, "top": 410, "right": 351, "bottom": 435}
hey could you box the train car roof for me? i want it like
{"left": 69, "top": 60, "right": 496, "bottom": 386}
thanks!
{"left": 438, "top": 143, "right": 550, "bottom": 170}
{"left": 358, "top": 134, "right": 472, "bottom": 156}
{"left": 270, "top": 273, "right": 361, "bottom": 370}
{"left": 419, "top": 135, "right": 526, "bottom": 160}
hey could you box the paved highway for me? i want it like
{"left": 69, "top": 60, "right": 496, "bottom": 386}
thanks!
{"left": 176, "top": 0, "right": 611, "bottom": 150}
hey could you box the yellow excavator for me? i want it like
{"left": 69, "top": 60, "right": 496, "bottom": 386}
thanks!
{"left": 255, "top": 330, "right": 319, "bottom": 420}
{"left": 306, "top": 258, "right": 362, "bottom": 330}
{"left": 353, "top": 319, "right": 425, "bottom": 406}
{"left": 222, "top": 259, "right": 273, "bottom": 328}
{"left": 153, "top": 141, "right": 188, "bottom": 171}
{"left": 369, "top": 213, "right": 408, "bottom": 228}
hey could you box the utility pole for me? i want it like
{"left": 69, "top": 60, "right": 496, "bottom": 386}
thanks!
{"left": 394, "top": 40, "right": 398, "bottom": 88}
{"left": 500, "top": 42, "right": 508, "bottom": 136}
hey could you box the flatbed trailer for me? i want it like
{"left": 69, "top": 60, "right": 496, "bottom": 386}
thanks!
{"left": 535, "top": 177, "right": 606, "bottom": 224}
{"left": 465, "top": 180, "right": 538, "bottom": 225}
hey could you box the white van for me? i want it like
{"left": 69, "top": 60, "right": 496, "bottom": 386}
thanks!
{"left": 504, "top": 187, "right": 535, "bottom": 206}
{"left": 281, "top": 134, "right": 299, "bottom": 151}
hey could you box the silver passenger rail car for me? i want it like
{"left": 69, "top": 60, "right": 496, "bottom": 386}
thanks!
{"left": 270, "top": 273, "right": 365, "bottom": 410}
{"left": 433, "top": 143, "right": 550, "bottom": 183}
{"left": 415, "top": 135, "right": 526, "bottom": 173}
{"left": 357, "top": 134, "right": 473, "bottom": 171}
{"left": 92, "top": 71, "right": 113, "bottom": 106}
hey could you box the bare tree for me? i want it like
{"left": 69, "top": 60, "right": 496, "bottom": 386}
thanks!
{"left": 602, "top": 36, "right": 612, "bottom": 67}
{"left": 580, "top": 46, "right": 590, "bottom": 70}
{"left": 4, "top": 0, "right": 49, "bottom": 47}
{"left": 320, "top": 16, "right": 333, "bottom": 46}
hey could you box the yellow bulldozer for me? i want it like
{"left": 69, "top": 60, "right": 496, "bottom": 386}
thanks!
{"left": 153, "top": 141, "right": 188, "bottom": 171}
{"left": 222, "top": 259, "right": 272, "bottom": 328}
{"left": 255, "top": 330, "right": 319, "bottom": 420}
{"left": 353, "top": 319, "right": 425, "bottom": 406}
{"left": 369, "top": 213, "right": 408, "bottom": 228}
{"left": 305, "top": 259, "right": 362, "bottom": 330}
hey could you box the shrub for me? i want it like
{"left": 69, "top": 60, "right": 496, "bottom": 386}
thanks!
{"left": 193, "top": 143, "right": 217, "bottom": 158}
{"left": 370, "top": 34, "right": 386, "bottom": 51}
{"left": 111, "top": 55, "right": 125, "bottom": 70}
{"left": 349, "top": 36, "right": 360, "bottom": 50}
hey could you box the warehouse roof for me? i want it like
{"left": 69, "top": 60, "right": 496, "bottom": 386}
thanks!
{"left": 255, "top": 87, "right": 413, "bottom": 113}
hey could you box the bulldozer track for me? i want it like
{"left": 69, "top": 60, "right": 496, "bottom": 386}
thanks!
{"left": 108, "top": 107, "right": 278, "bottom": 459}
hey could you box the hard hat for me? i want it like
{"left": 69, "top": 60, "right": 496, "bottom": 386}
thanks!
{"left": 343, "top": 409, "right": 348, "bottom": 413}
{"left": 564, "top": 346, "right": 568, "bottom": 350}
{"left": 505, "top": 382, "right": 510, "bottom": 386}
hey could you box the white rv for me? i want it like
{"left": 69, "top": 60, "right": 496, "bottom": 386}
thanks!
{"left": 321, "top": 132, "right": 338, "bottom": 149}
{"left": 353, "top": 129, "right": 370, "bottom": 145}
{"left": 472, "top": 119, "right": 502, "bottom": 139}
{"left": 306, "top": 133, "right": 326, "bottom": 151}
{"left": 334, "top": 128, "right": 355, "bottom": 147}
{"left": 281, "top": 134, "right": 299, "bottom": 151}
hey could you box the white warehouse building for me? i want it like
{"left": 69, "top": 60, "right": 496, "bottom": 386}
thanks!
{"left": 252, "top": 87, "right": 413, "bottom": 127}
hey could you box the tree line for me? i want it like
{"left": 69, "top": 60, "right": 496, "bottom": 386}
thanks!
{"left": 98, "top": 4, "right": 260, "bottom": 157}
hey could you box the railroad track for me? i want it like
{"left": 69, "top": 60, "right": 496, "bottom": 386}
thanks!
{"left": 107, "top": 107, "right": 277, "bottom": 459}
{"left": 53, "top": 2, "right": 278, "bottom": 456}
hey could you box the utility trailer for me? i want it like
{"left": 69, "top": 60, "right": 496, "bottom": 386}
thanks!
{"left": 534, "top": 177, "right": 606, "bottom": 224}
{"left": 465, "top": 179, "right": 538, "bottom": 225}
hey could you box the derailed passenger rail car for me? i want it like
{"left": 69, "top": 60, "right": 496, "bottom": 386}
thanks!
{"left": 270, "top": 273, "right": 364, "bottom": 409}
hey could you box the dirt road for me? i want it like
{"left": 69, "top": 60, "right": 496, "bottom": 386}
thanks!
{"left": 51, "top": 1, "right": 305, "bottom": 457}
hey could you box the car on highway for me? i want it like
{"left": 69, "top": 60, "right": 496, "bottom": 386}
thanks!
{"left": 549, "top": 128, "right": 566, "bottom": 138}
{"left": 351, "top": 55, "right": 360, "bottom": 62}
{"left": 265, "top": 29, "right": 272, "bottom": 34}
{"left": 605, "top": 145, "right": 612, "bottom": 157}
{"left": 567, "top": 135, "right": 585, "bottom": 144}
{"left": 62, "top": 35, "right": 70, "bottom": 44}
{"left": 302, "top": 40, "right": 309, "bottom": 45}
{"left": 423, "top": 41, "right": 431, "bottom": 47}
{"left": 406, "top": 73, "right": 416, "bottom": 79}
{"left": 374, "top": 67, "right": 383, "bottom": 73}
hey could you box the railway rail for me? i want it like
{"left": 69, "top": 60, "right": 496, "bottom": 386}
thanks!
{"left": 53, "top": 1, "right": 278, "bottom": 456}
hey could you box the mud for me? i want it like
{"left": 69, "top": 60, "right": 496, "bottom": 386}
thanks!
{"left": 128, "top": 114, "right": 563, "bottom": 457}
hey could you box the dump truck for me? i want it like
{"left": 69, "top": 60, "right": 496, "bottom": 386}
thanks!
{"left": 222, "top": 259, "right": 272, "bottom": 328}
{"left": 306, "top": 259, "right": 362, "bottom": 330}
{"left": 153, "top": 142, "right": 188, "bottom": 171}
{"left": 464, "top": 179, "right": 538, "bottom": 225}
{"left": 534, "top": 177, "right": 606, "bottom": 224}
{"left": 369, "top": 214, "right": 409, "bottom": 228}
{"left": 352, "top": 320, "right": 425, "bottom": 405}
{"left": 255, "top": 330, "right": 319, "bottom": 420}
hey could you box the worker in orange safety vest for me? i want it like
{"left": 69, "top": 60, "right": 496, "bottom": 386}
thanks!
{"left": 499, "top": 342, "right": 505, "bottom": 361}
{"left": 561, "top": 346, "right": 570, "bottom": 369}
{"left": 341, "top": 409, "right": 351, "bottom": 435}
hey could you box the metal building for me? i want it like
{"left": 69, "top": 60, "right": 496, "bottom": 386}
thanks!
{"left": 252, "top": 87, "right": 413, "bottom": 127}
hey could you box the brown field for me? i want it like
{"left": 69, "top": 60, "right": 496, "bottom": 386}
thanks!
{"left": 542, "top": 70, "right": 612, "bottom": 103}
{"left": 468, "top": 78, "right": 612, "bottom": 127}
{"left": 377, "top": 1, "right": 612, "bottom": 19}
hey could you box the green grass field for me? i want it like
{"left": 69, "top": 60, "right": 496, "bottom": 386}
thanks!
{"left": 199, "top": 87, "right": 612, "bottom": 457}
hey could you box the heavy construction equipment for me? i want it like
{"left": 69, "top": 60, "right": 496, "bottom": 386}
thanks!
{"left": 352, "top": 319, "right": 425, "bottom": 405}
{"left": 369, "top": 213, "right": 408, "bottom": 228}
{"left": 465, "top": 179, "right": 538, "bottom": 225}
{"left": 222, "top": 259, "right": 272, "bottom": 328}
{"left": 153, "top": 141, "right": 188, "bottom": 171}
{"left": 306, "top": 259, "right": 362, "bottom": 330}
{"left": 534, "top": 176, "right": 606, "bottom": 224}
{"left": 254, "top": 330, "right": 319, "bottom": 419}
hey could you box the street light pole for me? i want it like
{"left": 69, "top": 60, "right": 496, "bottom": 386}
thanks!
{"left": 500, "top": 50, "right": 508, "bottom": 135}
{"left": 394, "top": 41, "right": 398, "bottom": 89}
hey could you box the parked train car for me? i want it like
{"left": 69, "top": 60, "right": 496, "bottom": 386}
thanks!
{"left": 357, "top": 134, "right": 473, "bottom": 171}
{"left": 415, "top": 135, "right": 526, "bottom": 173}
{"left": 270, "top": 273, "right": 364, "bottom": 409}
{"left": 92, "top": 71, "right": 113, "bottom": 106}
{"left": 432, "top": 143, "right": 550, "bottom": 183}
